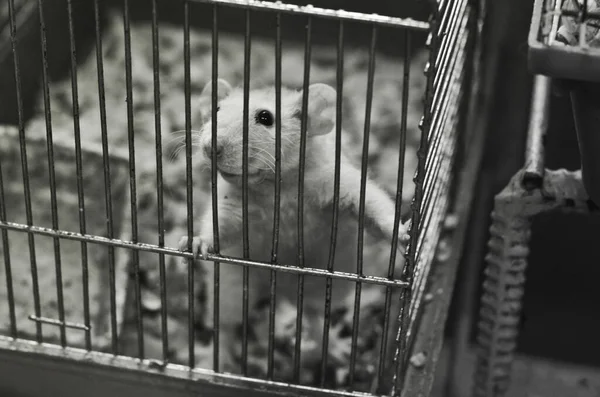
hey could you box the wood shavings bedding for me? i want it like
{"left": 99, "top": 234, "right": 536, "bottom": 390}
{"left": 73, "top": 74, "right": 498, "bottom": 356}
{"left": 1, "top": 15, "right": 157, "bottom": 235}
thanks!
{"left": 23, "top": 10, "right": 427, "bottom": 391}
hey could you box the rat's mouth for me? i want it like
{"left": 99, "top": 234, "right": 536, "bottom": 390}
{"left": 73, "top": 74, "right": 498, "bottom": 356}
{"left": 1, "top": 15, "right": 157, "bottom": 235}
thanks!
{"left": 218, "top": 168, "right": 262, "bottom": 181}
{"left": 218, "top": 170, "right": 239, "bottom": 178}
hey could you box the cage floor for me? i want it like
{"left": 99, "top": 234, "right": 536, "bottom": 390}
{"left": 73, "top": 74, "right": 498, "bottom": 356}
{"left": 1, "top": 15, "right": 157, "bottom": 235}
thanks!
{"left": 16, "top": 8, "right": 428, "bottom": 391}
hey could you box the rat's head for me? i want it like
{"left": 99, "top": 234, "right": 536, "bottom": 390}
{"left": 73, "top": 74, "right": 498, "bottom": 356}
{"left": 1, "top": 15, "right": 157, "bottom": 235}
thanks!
{"left": 196, "top": 78, "right": 336, "bottom": 186}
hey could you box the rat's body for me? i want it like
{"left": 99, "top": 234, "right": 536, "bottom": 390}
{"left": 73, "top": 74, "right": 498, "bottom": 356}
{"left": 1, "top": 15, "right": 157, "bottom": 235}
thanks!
{"left": 179, "top": 79, "right": 409, "bottom": 374}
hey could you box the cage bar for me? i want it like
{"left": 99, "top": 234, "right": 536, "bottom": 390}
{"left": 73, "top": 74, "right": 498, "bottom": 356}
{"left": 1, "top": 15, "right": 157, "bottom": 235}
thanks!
{"left": 122, "top": 0, "right": 145, "bottom": 360}
{"left": 348, "top": 23, "right": 377, "bottom": 389}
{"left": 39, "top": 0, "right": 67, "bottom": 348}
{"left": 418, "top": 11, "right": 470, "bottom": 241}
{"left": 394, "top": 7, "right": 441, "bottom": 395}
{"left": 319, "top": 19, "right": 345, "bottom": 387}
{"left": 377, "top": 28, "right": 412, "bottom": 393}
{"left": 182, "top": 0, "right": 196, "bottom": 369}
{"left": 553, "top": 8, "right": 600, "bottom": 23}
{"left": 186, "top": 0, "right": 429, "bottom": 30}
{"left": 0, "top": 220, "right": 408, "bottom": 289}
{"left": 293, "top": 14, "right": 312, "bottom": 383}
{"left": 150, "top": 0, "right": 170, "bottom": 364}
{"left": 7, "top": 0, "right": 43, "bottom": 343}
{"left": 420, "top": 26, "right": 467, "bottom": 220}
{"left": 421, "top": 36, "right": 466, "bottom": 210}
{"left": 28, "top": 315, "right": 90, "bottom": 331}
{"left": 241, "top": 7, "right": 252, "bottom": 376}
{"left": 409, "top": 0, "right": 472, "bottom": 357}
{"left": 578, "top": 0, "right": 590, "bottom": 47}
{"left": 66, "top": 0, "right": 93, "bottom": 351}
{"left": 433, "top": 0, "right": 469, "bottom": 87}
{"left": 547, "top": 0, "right": 563, "bottom": 45}
{"left": 266, "top": 10, "right": 283, "bottom": 381}
{"left": 210, "top": 2, "right": 222, "bottom": 373}
{"left": 408, "top": 15, "right": 469, "bottom": 346}
{"left": 92, "top": 0, "right": 119, "bottom": 355}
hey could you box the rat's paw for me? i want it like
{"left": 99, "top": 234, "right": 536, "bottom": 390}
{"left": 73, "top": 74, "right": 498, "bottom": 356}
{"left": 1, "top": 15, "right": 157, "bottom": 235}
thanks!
{"left": 178, "top": 235, "right": 214, "bottom": 259}
{"left": 399, "top": 219, "right": 412, "bottom": 243}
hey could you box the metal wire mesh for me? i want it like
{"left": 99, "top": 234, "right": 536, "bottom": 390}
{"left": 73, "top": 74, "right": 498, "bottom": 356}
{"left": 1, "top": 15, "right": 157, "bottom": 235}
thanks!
{"left": 529, "top": 0, "right": 600, "bottom": 81}
{"left": 409, "top": 0, "right": 475, "bottom": 341}
{"left": 0, "top": 0, "right": 477, "bottom": 395}
{"left": 540, "top": 0, "right": 600, "bottom": 46}
{"left": 388, "top": 0, "right": 478, "bottom": 391}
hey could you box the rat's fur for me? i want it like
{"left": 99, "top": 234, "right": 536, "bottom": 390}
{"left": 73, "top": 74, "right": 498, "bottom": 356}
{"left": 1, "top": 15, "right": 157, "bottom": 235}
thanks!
{"left": 179, "top": 79, "right": 410, "bottom": 374}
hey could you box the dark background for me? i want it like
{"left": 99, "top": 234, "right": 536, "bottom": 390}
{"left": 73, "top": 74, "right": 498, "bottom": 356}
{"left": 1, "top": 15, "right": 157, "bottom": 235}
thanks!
{"left": 1, "top": 0, "right": 599, "bottom": 372}
{"left": 453, "top": 0, "right": 600, "bottom": 368}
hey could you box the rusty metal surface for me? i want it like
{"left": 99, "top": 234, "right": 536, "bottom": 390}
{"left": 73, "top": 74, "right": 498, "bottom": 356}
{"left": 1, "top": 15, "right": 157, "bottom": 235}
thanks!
{"left": 472, "top": 72, "right": 599, "bottom": 397}
{"left": 472, "top": 168, "right": 599, "bottom": 397}
{"left": 522, "top": 76, "right": 551, "bottom": 190}
{"left": 186, "top": 0, "right": 430, "bottom": 30}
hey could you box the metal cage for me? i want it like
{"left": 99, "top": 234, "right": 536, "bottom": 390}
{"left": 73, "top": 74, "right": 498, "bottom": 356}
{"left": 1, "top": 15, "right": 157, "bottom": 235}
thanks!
{"left": 0, "top": 0, "right": 485, "bottom": 396}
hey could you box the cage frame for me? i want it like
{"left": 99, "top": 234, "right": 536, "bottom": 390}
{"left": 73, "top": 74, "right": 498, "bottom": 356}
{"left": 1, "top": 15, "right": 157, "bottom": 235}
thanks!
{"left": 0, "top": 0, "right": 486, "bottom": 395}
{"left": 528, "top": 0, "right": 600, "bottom": 82}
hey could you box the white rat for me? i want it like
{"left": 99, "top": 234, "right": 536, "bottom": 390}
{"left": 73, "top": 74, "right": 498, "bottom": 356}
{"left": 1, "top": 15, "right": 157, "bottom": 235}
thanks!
{"left": 178, "top": 78, "right": 410, "bottom": 374}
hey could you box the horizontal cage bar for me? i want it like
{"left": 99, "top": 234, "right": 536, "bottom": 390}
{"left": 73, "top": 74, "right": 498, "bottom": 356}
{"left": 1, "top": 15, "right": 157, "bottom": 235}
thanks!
{"left": 0, "top": 221, "right": 409, "bottom": 289}
{"left": 187, "top": 0, "right": 430, "bottom": 30}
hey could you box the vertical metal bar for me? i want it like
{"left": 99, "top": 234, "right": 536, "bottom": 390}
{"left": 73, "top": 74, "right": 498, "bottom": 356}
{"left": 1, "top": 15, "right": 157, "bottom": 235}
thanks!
{"left": 378, "top": 30, "right": 411, "bottom": 391}
{"left": 548, "top": 0, "right": 563, "bottom": 44}
{"left": 293, "top": 15, "right": 312, "bottom": 383}
{"left": 0, "top": 153, "right": 16, "bottom": 339}
{"left": 93, "top": 0, "right": 118, "bottom": 355}
{"left": 579, "top": 0, "right": 588, "bottom": 47}
{"left": 40, "top": 0, "right": 66, "bottom": 348}
{"left": 210, "top": 3, "right": 222, "bottom": 373}
{"left": 241, "top": 8, "right": 252, "bottom": 376}
{"left": 66, "top": 0, "right": 93, "bottom": 351}
{"left": 151, "top": 0, "right": 169, "bottom": 364}
{"left": 7, "top": 0, "right": 42, "bottom": 343}
{"left": 320, "top": 20, "right": 344, "bottom": 387}
{"left": 183, "top": 0, "right": 195, "bottom": 369}
{"left": 393, "top": 16, "right": 438, "bottom": 395}
{"left": 522, "top": 75, "right": 551, "bottom": 189}
{"left": 348, "top": 24, "right": 377, "bottom": 388}
{"left": 123, "top": 0, "right": 144, "bottom": 360}
{"left": 267, "top": 11, "right": 283, "bottom": 381}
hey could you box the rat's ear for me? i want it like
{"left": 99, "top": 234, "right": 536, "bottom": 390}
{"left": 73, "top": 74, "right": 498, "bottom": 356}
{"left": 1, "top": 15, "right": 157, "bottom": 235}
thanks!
{"left": 200, "top": 78, "right": 232, "bottom": 101}
{"left": 298, "top": 83, "right": 336, "bottom": 136}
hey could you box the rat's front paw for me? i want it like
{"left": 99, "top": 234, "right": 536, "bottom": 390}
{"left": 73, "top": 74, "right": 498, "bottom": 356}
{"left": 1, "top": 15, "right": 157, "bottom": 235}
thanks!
{"left": 178, "top": 235, "right": 214, "bottom": 259}
{"left": 399, "top": 219, "right": 412, "bottom": 243}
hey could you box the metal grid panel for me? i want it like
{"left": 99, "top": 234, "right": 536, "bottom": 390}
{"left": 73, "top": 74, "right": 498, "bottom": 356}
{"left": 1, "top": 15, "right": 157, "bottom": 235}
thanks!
{"left": 529, "top": 0, "right": 600, "bottom": 81}
{"left": 401, "top": 0, "right": 477, "bottom": 362}
{"left": 0, "top": 0, "right": 476, "bottom": 395}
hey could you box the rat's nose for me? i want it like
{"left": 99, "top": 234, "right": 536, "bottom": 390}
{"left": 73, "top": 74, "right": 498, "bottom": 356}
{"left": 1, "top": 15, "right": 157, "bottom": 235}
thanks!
{"left": 203, "top": 143, "right": 223, "bottom": 159}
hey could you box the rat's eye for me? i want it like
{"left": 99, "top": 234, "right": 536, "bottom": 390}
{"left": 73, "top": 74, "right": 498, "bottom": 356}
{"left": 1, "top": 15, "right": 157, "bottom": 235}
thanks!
{"left": 255, "top": 110, "right": 274, "bottom": 127}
